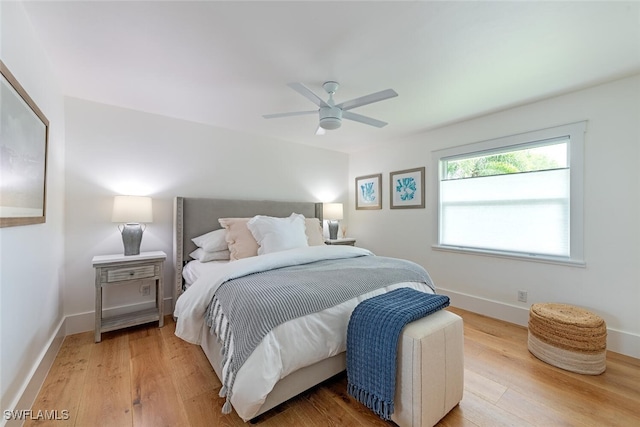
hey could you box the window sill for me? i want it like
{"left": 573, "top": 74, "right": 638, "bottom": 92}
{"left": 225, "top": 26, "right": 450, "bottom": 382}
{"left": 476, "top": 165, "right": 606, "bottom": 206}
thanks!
{"left": 432, "top": 245, "right": 586, "bottom": 268}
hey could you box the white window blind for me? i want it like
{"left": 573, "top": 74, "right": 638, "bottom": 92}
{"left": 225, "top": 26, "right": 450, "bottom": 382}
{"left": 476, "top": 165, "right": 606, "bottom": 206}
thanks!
{"left": 434, "top": 122, "right": 585, "bottom": 264}
{"left": 441, "top": 168, "right": 570, "bottom": 256}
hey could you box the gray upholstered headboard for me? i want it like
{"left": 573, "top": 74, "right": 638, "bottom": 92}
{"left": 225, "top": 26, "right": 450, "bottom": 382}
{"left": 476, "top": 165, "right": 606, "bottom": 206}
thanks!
{"left": 173, "top": 197, "right": 323, "bottom": 304}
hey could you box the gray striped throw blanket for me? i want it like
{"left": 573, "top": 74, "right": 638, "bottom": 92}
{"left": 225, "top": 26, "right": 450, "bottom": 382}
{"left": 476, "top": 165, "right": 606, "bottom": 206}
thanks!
{"left": 205, "top": 255, "right": 435, "bottom": 413}
{"left": 347, "top": 288, "right": 450, "bottom": 420}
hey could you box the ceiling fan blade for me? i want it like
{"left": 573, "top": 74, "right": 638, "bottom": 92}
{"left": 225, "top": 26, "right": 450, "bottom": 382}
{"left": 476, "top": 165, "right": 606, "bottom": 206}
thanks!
{"left": 336, "top": 89, "right": 398, "bottom": 111}
{"left": 315, "top": 125, "right": 326, "bottom": 136}
{"left": 342, "top": 111, "right": 388, "bottom": 128}
{"left": 263, "top": 110, "right": 317, "bottom": 119}
{"left": 287, "top": 82, "right": 329, "bottom": 108}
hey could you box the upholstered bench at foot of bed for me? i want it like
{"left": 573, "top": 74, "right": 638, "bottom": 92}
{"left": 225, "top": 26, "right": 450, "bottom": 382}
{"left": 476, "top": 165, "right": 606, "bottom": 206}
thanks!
{"left": 391, "top": 309, "right": 464, "bottom": 427}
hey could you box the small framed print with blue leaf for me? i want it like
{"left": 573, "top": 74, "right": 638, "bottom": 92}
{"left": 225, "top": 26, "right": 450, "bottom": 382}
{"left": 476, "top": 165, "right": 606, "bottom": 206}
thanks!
{"left": 390, "top": 167, "right": 425, "bottom": 209}
{"left": 355, "top": 173, "right": 382, "bottom": 210}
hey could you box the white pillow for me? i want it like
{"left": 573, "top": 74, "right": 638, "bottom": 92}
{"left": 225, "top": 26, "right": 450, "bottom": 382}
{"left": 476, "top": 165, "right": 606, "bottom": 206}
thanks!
{"left": 191, "top": 228, "right": 227, "bottom": 252}
{"left": 247, "top": 213, "right": 309, "bottom": 255}
{"left": 189, "top": 248, "right": 231, "bottom": 262}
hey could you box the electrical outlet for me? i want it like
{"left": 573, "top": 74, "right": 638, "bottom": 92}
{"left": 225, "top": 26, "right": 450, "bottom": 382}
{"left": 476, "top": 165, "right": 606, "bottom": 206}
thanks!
{"left": 141, "top": 284, "right": 151, "bottom": 296}
{"left": 517, "top": 290, "right": 528, "bottom": 303}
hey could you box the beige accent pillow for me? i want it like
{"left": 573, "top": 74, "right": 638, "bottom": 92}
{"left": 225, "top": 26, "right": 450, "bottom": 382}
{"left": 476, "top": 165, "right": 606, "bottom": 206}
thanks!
{"left": 218, "top": 218, "right": 258, "bottom": 260}
{"left": 305, "top": 218, "right": 324, "bottom": 246}
{"left": 219, "top": 216, "right": 326, "bottom": 260}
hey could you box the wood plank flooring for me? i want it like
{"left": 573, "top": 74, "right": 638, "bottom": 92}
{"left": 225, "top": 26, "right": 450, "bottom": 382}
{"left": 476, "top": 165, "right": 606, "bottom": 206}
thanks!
{"left": 25, "top": 307, "right": 640, "bottom": 426}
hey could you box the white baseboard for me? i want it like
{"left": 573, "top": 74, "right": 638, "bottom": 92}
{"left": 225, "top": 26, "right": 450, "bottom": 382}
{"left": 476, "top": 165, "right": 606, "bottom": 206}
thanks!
{"left": 439, "top": 288, "right": 640, "bottom": 359}
{"left": 604, "top": 327, "right": 640, "bottom": 359}
{"left": 65, "top": 297, "right": 174, "bottom": 335}
{"left": 2, "top": 318, "right": 65, "bottom": 427}
{"left": 3, "top": 297, "right": 174, "bottom": 427}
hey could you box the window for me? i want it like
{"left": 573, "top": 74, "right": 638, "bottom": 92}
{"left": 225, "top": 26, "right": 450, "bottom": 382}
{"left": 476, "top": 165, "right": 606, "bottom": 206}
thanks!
{"left": 434, "top": 122, "right": 586, "bottom": 265}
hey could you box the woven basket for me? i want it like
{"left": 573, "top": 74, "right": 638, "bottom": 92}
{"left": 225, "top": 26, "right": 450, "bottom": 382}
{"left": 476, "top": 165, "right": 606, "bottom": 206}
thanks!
{"left": 528, "top": 303, "right": 606, "bottom": 375}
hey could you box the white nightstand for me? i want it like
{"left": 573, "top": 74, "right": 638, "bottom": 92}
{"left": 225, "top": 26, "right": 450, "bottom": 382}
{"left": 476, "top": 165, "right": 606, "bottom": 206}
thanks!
{"left": 324, "top": 238, "right": 356, "bottom": 246}
{"left": 92, "top": 251, "right": 166, "bottom": 342}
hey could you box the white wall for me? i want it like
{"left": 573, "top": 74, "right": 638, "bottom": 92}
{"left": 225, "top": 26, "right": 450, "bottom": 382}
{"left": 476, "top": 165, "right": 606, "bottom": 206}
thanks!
{"left": 63, "top": 98, "right": 349, "bottom": 329}
{"left": 349, "top": 75, "right": 640, "bottom": 357}
{"left": 0, "top": 0, "right": 66, "bottom": 417}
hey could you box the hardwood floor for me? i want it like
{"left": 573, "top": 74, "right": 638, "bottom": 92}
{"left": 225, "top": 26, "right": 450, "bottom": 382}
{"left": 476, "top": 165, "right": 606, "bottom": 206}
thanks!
{"left": 25, "top": 307, "right": 640, "bottom": 426}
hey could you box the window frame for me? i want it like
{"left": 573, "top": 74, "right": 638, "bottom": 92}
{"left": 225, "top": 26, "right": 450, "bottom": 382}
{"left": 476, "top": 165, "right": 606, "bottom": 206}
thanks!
{"left": 432, "top": 121, "right": 586, "bottom": 266}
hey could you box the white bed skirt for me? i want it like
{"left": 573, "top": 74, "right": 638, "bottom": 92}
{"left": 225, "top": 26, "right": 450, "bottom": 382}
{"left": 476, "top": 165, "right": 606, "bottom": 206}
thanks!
{"left": 201, "top": 325, "right": 347, "bottom": 420}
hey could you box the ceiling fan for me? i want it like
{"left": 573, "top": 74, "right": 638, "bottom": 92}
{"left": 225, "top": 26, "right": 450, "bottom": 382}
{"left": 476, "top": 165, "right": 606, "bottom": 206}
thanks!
{"left": 263, "top": 81, "right": 398, "bottom": 135}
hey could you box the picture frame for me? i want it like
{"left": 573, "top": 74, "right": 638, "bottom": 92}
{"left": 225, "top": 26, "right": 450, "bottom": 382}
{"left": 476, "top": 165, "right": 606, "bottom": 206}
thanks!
{"left": 355, "top": 173, "right": 382, "bottom": 210}
{"left": 390, "top": 166, "right": 425, "bottom": 209}
{"left": 0, "top": 60, "right": 49, "bottom": 227}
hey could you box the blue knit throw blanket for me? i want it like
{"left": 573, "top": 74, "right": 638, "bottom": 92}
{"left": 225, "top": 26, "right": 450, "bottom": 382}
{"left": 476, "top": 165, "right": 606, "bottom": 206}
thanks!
{"left": 346, "top": 288, "right": 450, "bottom": 420}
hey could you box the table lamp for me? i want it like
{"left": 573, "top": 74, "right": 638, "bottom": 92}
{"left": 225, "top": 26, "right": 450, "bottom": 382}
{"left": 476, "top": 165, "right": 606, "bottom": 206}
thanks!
{"left": 323, "top": 203, "right": 343, "bottom": 240}
{"left": 111, "top": 195, "right": 153, "bottom": 256}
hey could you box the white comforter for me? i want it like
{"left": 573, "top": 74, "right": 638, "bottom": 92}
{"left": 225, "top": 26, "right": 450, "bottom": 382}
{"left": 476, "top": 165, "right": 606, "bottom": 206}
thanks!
{"left": 174, "top": 245, "right": 434, "bottom": 420}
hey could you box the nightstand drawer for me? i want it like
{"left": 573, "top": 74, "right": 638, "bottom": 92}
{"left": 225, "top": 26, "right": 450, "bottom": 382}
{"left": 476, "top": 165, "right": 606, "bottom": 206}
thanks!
{"left": 106, "top": 265, "right": 156, "bottom": 282}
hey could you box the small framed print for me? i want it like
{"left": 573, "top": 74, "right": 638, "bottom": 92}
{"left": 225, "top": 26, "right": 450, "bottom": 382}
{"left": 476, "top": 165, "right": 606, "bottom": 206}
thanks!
{"left": 355, "top": 173, "right": 382, "bottom": 210}
{"left": 390, "top": 167, "right": 425, "bottom": 209}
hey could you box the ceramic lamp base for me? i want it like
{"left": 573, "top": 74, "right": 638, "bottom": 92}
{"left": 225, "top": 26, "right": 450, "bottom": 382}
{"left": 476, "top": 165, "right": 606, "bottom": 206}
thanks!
{"left": 328, "top": 221, "right": 339, "bottom": 240}
{"left": 119, "top": 223, "right": 144, "bottom": 256}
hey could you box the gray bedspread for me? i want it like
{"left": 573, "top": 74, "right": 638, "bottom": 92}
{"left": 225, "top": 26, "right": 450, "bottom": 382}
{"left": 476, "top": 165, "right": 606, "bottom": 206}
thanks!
{"left": 205, "top": 255, "right": 435, "bottom": 413}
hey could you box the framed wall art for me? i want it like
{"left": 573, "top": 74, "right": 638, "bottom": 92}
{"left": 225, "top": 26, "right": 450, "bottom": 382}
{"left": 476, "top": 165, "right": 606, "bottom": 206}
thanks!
{"left": 0, "top": 60, "right": 49, "bottom": 227}
{"left": 355, "top": 173, "right": 382, "bottom": 210}
{"left": 390, "top": 167, "right": 425, "bottom": 209}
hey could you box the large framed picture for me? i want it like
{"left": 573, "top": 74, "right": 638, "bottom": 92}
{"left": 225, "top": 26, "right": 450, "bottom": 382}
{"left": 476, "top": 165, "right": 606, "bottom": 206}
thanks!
{"left": 0, "top": 60, "right": 49, "bottom": 227}
{"left": 355, "top": 173, "right": 382, "bottom": 210}
{"left": 390, "top": 167, "right": 425, "bottom": 209}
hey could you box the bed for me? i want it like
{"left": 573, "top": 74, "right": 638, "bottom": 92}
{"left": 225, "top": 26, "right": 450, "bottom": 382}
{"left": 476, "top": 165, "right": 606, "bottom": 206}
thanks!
{"left": 172, "top": 197, "right": 436, "bottom": 421}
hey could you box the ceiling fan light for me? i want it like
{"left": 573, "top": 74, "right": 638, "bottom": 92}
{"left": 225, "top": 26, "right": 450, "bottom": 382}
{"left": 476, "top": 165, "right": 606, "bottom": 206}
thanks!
{"left": 319, "top": 106, "right": 342, "bottom": 130}
{"left": 320, "top": 117, "right": 342, "bottom": 130}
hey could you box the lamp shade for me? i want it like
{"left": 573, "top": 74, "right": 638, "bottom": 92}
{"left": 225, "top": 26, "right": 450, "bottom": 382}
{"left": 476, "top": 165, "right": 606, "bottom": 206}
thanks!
{"left": 323, "top": 203, "right": 343, "bottom": 221}
{"left": 112, "top": 196, "right": 153, "bottom": 223}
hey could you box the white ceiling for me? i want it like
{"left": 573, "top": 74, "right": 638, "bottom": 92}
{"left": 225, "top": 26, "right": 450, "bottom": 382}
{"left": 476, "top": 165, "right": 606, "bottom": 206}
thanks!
{"left": 22, "top": 1, "right": 640, "bottom": 153}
